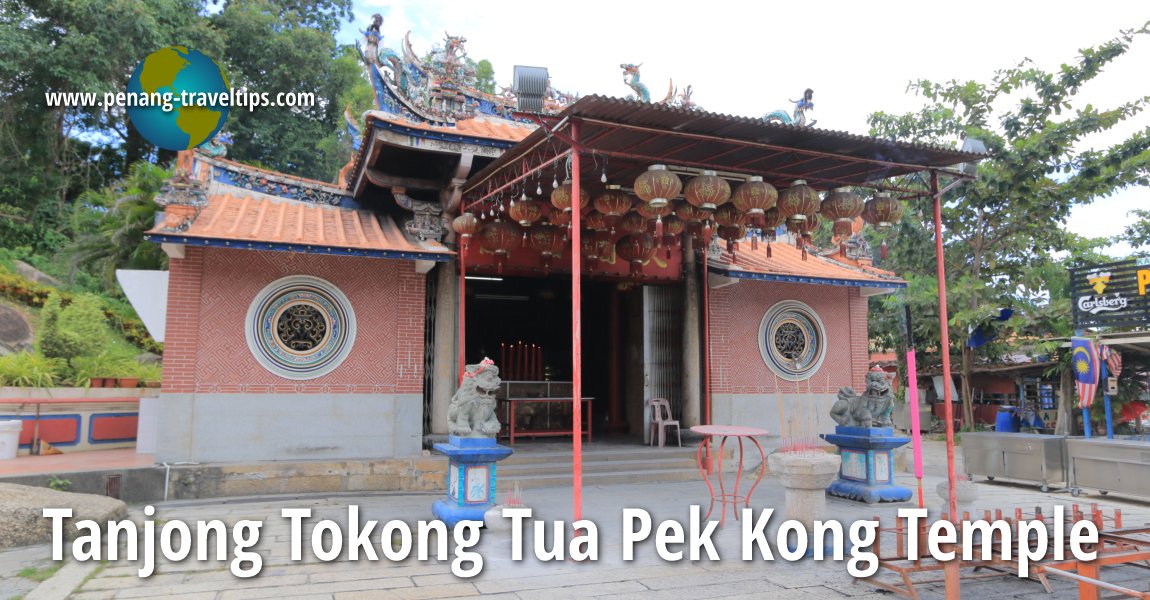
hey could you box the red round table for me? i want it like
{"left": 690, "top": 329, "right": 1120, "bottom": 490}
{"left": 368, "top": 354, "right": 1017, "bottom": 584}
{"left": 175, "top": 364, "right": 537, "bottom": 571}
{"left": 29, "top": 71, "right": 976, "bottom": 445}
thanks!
{"left": 691, "top": 425, "right": 770, "bottom": 526}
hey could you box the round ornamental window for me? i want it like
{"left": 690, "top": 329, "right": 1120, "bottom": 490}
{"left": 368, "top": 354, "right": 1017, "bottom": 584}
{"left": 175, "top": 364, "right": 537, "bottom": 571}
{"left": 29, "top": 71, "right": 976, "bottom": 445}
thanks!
{"left": 758, "top": 300, "right": 826, "bottom": 381}
{"left": 245, "top": 276, "right": 356, "bottom": 380}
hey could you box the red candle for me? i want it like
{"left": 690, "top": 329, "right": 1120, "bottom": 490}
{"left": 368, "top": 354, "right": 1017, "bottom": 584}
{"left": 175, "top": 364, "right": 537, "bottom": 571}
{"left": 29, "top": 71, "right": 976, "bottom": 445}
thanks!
{"left": 500, "top": 342, "right": 506, "bottom": 375}
{"left": 536, "top": 345, "right": 542, "bottom": 380}
{"left": 518, "top": 341, "right": 526, "bottom": 381}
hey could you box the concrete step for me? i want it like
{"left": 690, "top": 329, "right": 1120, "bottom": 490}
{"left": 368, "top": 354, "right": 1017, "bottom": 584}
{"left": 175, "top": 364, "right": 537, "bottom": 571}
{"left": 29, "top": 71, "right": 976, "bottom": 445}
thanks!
{"left": 498, "top": 456, "right": 699, "bottom": 477}
{"left": 497, "top": 467, "right": 704, "bottom": 491}
{"left": 490, "top": 442, "right": 734, "bottom": 490}
{"left": 499, "top": 446, "right": 704, "bottom": 466}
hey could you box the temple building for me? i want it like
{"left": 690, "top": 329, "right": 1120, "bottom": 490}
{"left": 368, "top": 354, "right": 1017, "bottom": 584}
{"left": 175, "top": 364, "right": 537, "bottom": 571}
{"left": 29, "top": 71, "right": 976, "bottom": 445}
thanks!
{"left": 139, "top": 23, "right": 979, "bottom": 466}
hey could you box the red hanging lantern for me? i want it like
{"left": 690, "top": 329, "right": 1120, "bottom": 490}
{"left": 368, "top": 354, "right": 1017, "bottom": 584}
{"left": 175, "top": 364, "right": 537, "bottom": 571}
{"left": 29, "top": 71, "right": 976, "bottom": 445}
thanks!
{"left": 820, "top": 187, "right": 864, "bottom": 238}
{"left": 760, "top": 206, "right": 785, "bottom": 238}
{"left": 674, "top": 201, "right": 707, "bottom": 223}
{"left": 786, "top": 212, "right": 821, "bottom": 236}
{"left": 451, "top": 212, "right": 479, "bottom": 250}
{"left": 712, "top": 203, "right": 745, "bottom": 228}
{"left": 583, "top": 210, "right": 609, "bottom": 232}
{"left": 633, "top": 164, "right": 682, "bottom": 209}
{"left": 529, "top": 225, "right": 564, "bottom": 274}
{"left": 479, "top": 220, "right": 521, "bottom": 272}
{"left": 550, "top": 180, "right": 590, "bottom": 213}
{"left": 549, "top": 208, "right": 571, "bottom": 240}
{"left": 636, "top": 202, "right": 672, "bottom": 239}
{"left": 618, "top": 212, "right": 647, "bottom": 235}
{"left": 581, "top": 236, "right": 601, "bottom": 269}
{"left": 683, "top": 170, "right": 731, "bottom": 212}
{"left": 777, "top": 179, "right": 819, "bottom": 222}
{"left": 615, "top": 232, "right": 656, "bottom": 275}
{"left": 661, "top": 215, "right": 684, "bottom": 258}
{"left": 593, "top": 185, "right": 632, "bottom": 225}
{"left": 636, "top": 202, "right": 672, "bottom": 220}
{"left": 718, "top": 224, "right": 747, "bottom": 257}
{"left": 731, "top": 176, "right": 777, "bottom": 225}
{"left": 508, "top": 197, "right": 543, "bottom": 227}
{"left": 863, "top": 192, "right": 903, "bottom": 230}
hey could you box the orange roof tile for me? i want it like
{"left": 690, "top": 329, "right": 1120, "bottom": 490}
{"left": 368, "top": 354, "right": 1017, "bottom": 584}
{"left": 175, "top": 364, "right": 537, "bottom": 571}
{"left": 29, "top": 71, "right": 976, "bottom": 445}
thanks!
{"left": 708, "top": 240, "right": 905, "bottom": 290}
{"left": 368, "top": 112, "right": 535, "bottom": 143}
{"left": 147, "top": 194, "right": 450, "bottom": 260}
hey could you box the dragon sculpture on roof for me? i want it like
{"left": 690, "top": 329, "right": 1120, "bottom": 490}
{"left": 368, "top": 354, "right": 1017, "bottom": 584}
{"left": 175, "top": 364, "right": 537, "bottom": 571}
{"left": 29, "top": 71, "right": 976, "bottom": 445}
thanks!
{"left": 765, "top": 88, "right": 816, "bottom": 127}
{"left": 620, "top": 63, "right": 700, "bottom": 109}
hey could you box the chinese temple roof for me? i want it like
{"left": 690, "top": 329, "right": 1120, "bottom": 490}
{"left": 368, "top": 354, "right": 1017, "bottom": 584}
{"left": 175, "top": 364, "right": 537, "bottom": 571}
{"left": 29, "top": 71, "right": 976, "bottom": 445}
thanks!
{"left": 145, "top": 152, "right": 451, "bottom": 262}
{"left": 707, "top": 240, "right": 905, "bottom": 293}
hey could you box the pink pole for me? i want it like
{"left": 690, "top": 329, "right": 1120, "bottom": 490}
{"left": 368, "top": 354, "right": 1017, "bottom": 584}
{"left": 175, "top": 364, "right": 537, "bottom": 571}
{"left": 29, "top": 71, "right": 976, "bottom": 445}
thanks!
{"left": 907, "top": 349, "right": 924, "bottom": 508}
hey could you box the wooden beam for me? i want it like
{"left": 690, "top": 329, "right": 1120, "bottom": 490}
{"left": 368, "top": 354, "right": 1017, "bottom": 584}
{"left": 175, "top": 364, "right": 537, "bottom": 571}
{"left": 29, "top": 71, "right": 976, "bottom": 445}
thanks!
{"left": 364, "top": 168, "right": 442, "bottom": 191}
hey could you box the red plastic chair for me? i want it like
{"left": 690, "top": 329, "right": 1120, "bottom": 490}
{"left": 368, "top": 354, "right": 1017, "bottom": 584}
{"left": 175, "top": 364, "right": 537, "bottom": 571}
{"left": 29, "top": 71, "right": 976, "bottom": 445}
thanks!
{"left": 646, "top": 397, "right": 681, "bottom": 447}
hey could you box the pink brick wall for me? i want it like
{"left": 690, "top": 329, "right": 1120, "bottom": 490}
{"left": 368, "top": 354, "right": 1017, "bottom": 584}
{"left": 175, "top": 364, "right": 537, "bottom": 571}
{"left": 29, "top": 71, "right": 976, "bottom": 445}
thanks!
{"left": 162, "top": 247, "right": 426, "bottom": 394}
{"left": 710, "top": 281, "right": 869, "bottom": 394}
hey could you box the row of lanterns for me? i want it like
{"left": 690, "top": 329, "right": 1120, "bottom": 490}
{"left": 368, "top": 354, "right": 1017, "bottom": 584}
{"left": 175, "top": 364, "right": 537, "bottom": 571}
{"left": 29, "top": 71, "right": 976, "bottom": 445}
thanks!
{"left": 452, "top": 166, "right": 906, "bottom": 273}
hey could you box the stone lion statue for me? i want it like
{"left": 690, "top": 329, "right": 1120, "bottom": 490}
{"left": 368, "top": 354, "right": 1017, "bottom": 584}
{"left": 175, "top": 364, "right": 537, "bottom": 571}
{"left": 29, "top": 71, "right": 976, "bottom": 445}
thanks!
{"left": 448, "top": 358, "right": 502, "bottom": 437}
{"left": 830, "top": 371, "right": 895, "bottom": 428}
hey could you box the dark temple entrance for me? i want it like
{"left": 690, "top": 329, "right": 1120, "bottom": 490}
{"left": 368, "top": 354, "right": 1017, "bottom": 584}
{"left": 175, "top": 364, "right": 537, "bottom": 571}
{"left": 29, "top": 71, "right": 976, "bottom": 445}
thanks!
{"left": 465, "top": 275, "right": 682, "bottom": 441}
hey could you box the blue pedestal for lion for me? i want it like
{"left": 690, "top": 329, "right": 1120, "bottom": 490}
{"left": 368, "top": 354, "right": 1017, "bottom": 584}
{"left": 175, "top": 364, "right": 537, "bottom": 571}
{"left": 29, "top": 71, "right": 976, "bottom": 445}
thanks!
{"left": 823, "top": 426, "right": 912, "bottom": 504}
{"left": 432, "top": 436, "right": 513, "bottom": 527}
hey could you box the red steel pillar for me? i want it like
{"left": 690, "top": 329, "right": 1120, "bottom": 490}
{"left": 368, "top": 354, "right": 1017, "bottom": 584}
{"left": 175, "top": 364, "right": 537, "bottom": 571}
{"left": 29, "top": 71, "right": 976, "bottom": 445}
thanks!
{"left": 932, "top": 170, "right": 960, "bottom": 600}
{"left": 570, "top": 121, "right": 584, "bottom": 522}
{"left": 459, "top": 241, "right": 466, "bottom": 383}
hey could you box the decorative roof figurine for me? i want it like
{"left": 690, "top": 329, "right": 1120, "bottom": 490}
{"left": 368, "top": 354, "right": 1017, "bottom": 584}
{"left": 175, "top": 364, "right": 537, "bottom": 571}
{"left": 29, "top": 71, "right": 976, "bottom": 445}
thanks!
{"left": 765, "top": 88, "right": 816, "bottom": 127}
{"left": 620, "top": 63, "right": 651, "bottom": 102}
{"left": 357, "top": 16, "right": 576, "bottom": 126}
{"left": 200, "top": 131, "right": 232, "bottom": 158}
{"left": 361, "top": 14, "right": 383, "bottom": 65}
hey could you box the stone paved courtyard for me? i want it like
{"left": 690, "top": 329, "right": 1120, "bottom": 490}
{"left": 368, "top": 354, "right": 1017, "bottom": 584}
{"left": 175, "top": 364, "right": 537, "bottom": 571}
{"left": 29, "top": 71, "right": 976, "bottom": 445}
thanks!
{"left": 4, "top": 441, "right": 1150, "bottom": 599}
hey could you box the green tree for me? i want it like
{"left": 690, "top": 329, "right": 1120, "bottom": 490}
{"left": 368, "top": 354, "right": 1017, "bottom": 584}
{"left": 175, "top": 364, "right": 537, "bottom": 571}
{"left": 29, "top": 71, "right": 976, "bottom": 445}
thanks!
{"left": 867, "top": 23, "right": 1150, "bottom": 428}
{"left": 64, "top": 161, "right": 171, "bottom": 288}
{"left": 0, "top": 0, "right": 220, "bottom": 250}
{"left": 212, "top": 0, "right": 356, "bottom": 180}
{"left": 1123, "top": 208, "right": 1150, "bottom": 254}
{"left": 475, "top": 59, "right": 496, "bottom": 94}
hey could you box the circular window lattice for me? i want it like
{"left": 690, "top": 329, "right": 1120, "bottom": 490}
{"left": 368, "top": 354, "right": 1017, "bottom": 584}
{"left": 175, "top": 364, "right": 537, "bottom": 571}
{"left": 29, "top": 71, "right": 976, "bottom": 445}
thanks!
{"left": 245, "top": 276, "right": 356, "bottom": 380}
{"left": 758, "top": 300, "right": 826, "bottom": 381}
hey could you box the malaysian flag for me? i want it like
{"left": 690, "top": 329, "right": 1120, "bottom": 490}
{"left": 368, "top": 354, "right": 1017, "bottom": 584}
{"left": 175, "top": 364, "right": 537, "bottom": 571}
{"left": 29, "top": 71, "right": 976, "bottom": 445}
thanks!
{"left": 1072, "top": 337, "right": 1099, "bottom": 409}
{"left": 1100, "top": 345, "right": 1122, "bottom": 377}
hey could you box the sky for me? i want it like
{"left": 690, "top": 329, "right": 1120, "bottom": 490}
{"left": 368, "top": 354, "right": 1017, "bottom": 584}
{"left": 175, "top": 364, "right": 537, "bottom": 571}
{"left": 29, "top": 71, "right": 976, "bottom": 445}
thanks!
{"left": 341, "top": 1, "right": 1149, "bottom": 256}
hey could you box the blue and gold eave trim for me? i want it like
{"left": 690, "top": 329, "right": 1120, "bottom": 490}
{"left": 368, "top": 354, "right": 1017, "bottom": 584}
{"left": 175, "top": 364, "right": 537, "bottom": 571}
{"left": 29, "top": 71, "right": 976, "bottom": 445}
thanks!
{"left": 144, "top": 233, "right": 454, "bottom": 263}
{"left": 369, "top": 119, "right": 518, "bottom": 150}
{"left": 707, "top": 264, "right": 907, "bottom": 290}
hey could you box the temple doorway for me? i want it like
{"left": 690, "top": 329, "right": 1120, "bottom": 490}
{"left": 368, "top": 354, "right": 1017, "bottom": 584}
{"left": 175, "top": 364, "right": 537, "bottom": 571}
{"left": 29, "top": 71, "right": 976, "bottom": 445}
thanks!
{"left": 464, "top": 275, "right": 683, "bottom": 444}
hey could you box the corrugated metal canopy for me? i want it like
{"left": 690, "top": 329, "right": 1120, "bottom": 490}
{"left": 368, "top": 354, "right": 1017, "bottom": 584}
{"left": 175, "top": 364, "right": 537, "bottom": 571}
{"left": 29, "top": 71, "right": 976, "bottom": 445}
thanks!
{"left": 464, "top": 95, "right": 986, "bottom": 203}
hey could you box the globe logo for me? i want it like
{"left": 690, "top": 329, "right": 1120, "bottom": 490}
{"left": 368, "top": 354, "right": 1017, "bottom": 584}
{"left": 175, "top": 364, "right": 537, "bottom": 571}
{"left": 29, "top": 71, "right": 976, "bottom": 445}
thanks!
{"left": 126, "top": 46, "right": 230, "bottom": 151}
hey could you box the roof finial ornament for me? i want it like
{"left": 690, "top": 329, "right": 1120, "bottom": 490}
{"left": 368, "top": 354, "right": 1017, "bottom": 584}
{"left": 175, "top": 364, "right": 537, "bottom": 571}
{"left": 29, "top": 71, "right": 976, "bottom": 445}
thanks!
{"left": 361, "top": 14, "right": 383, "bottom": 65}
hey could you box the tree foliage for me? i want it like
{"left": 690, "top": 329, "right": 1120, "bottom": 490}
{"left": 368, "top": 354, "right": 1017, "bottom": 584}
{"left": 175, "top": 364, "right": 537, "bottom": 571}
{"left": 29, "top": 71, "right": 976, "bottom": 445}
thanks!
{"left": 0, "top": 0, "right": 361, "bottom": 300}
{"left": 213, "top": 0, "right": 356, "bottom": 180}
{"left": 867, "top": 23, "right": 1150, "bottom": 428}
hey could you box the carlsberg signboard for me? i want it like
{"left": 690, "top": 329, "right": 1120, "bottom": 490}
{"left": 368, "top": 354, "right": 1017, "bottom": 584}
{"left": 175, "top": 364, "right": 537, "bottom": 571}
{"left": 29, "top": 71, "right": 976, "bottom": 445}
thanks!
{"left": 1070, "top": 258, "right": 1150, "bottom": 329}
